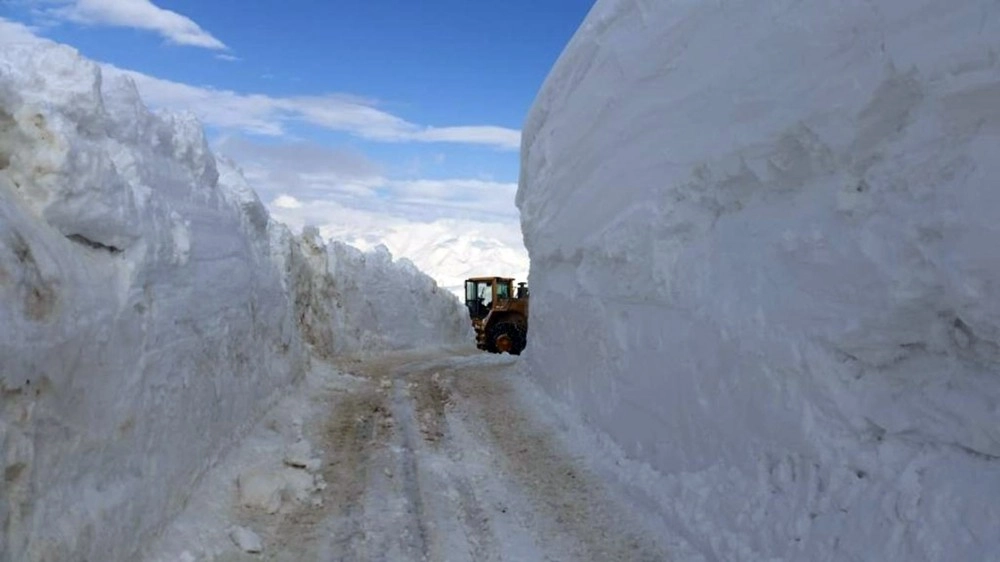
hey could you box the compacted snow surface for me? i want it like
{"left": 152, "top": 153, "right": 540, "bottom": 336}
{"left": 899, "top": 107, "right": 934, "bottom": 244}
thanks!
{"left": 143, "top": 351, "right": 671, "bottom": 562}
{"left": 518, "top": 0, "right": 1000, "bottom": 560}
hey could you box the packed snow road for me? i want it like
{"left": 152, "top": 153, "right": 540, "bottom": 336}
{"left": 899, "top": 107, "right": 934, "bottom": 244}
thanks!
{"left": 146, "top": 350, "right": 669, "bottom": 562}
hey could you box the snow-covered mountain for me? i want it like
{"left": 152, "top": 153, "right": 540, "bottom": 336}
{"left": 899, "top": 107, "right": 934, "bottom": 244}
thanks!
{"left": 312, "top": 218, "right": 529, "bottom": 296}
{"left": 252, "top": 182, "right": 530, "bottom": 298}
{"left": 519, "top": 0, "right": 1000, "bottom": 560}
{"left": 0, "top": 28, "right": 470, "bottom": 562}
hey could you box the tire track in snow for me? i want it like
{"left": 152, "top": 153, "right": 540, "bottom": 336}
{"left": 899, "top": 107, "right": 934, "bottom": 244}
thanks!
{"left": 386, "top": 378, "right": 432, "bottom": 560}
{"left": 408, "top": 367, "right": 502, "bottom": 562}
{"left": 449, "top": 364, "right": 669, "bottom": 562}
{"left": 215, "top": 370, "right": 393, "bottom": 562}
{"left": 209, "top": 351, "right": 665, "bottom": 561}
{"left": 320, "top": 387, "right": 393, "bottom": 561}
{"left": 326, "top": 350, "right": 461, "bottom": 561}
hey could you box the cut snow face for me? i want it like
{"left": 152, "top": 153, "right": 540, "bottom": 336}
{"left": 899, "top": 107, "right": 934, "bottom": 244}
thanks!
{"left": 519, "top": 0, "right": 1000, "bottom": 560}
{"left": 0, "top": 36, "right": 306, "bottom": 562}
{"left": 0, "top": 29, "right": 472, "bottom": 562}
{"left": 291, "top": 226, "right": 474, "bottom": 358}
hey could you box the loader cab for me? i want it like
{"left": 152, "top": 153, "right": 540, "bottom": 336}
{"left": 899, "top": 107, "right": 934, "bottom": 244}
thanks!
{"left": 464, "top": 277, "right": 513, "bottom": 320}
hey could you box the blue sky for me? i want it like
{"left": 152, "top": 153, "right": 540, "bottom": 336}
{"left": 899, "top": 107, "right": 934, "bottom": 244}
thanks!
{"left": 2, "top": 0, "right": 593, "bottom": 185}
{"left": 0, "top": 0, "right": 593, "bottom": 287}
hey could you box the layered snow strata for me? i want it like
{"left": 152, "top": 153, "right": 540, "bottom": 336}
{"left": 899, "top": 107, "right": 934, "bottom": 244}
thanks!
{"left": 0, "top": 39, "right": 305, "bottom": 561}
{"left": 518, "top": 1, "right": 1000, "bottom": 559}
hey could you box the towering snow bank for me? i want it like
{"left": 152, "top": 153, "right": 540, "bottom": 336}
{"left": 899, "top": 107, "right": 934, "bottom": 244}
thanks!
{"left": 295, "top": 227, "right": 473, "bottom": 357}
{"left": 0, "top": 24, "right": 473, "bottom": 561}
{"left": 0, "top": 40, "right": 308, "bottom": 561}
{"left": 519, "top": 1, "right": 1000, "bottom": 559}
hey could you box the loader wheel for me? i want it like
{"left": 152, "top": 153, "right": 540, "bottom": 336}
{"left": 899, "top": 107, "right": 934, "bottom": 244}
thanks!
{"left": 489, "top": 322, "right": 526, "bottom": 355}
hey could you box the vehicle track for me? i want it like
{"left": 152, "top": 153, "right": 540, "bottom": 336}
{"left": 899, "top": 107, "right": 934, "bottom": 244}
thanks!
{"left": 212, "top": 350, "right": 667, "bottom": 562}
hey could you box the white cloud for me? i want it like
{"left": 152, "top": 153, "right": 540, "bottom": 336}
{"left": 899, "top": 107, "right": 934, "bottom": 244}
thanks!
{"left": 415, "top": 126, "right": 521, "bottom": 149}
{"left": 271, "top": 194, "right": 302, "bottom": 209}
{"left": 384, "top": 179, "right": 519, "bottom": 220}
{"left": 49, "top": 0, "right": 227, "bottom": 50}
{"left": 215, "top": 53, "right": 240, "bottom": 62}
{"left": 0, "top": 17, "right": 519, "bottom": 150}
{"left": 214, "top": 136, "right": 386, "bottom": 199}
{"left": 100, "top": 65, "right": 521, "bottom": 150}
{"left": 218, "top": 138, "right": 519, "bottom": 222}
{"left": 103, "top": 66, "right": 287, "bottom": 134}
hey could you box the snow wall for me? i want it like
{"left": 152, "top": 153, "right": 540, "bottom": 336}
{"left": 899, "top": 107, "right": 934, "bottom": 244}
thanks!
{"left": 0, "top": 37, "right": 470, "bottom": 562}
{"left": 295, "top": 228, "right": 473, "bottom": 358}
{"left": 518, "top": 1, "right": 1000, "bottom": 559}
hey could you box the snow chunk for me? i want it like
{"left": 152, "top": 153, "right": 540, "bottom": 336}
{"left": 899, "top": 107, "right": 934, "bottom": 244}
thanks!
{"left": 236, "top": 464, "right": 324, "bottom": 514}
{"left": 229, "top": 525, "right": 263, "bottom": 554}
{"left": 236, "top": 437, "right": 324, "bottom": 514}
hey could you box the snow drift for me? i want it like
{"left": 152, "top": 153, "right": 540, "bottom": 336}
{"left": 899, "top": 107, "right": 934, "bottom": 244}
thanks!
{"left": 0, "top": 30, "right": 470, "bottom": 562}
{"left": 518, "top": 1, "right": 1000, "bottom": 559}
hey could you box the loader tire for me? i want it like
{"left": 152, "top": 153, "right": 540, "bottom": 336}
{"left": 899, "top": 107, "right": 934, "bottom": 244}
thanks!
{"left": 489, "top": 322, "right": 526, "bottom": 355}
